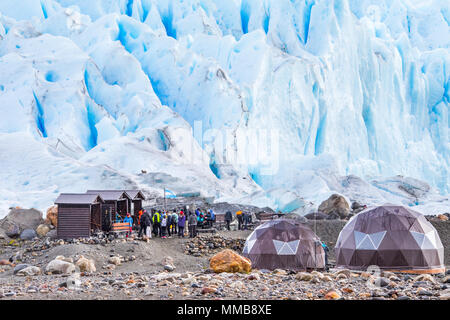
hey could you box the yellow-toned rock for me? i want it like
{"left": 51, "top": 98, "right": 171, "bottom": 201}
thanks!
{"left": 209, "top": 249, "right": 251, "bottom": 273}
{"left": 324, "top": 290, "right": 341, "bottom": 300}
{"left": 75, "top": 256, "right": 96, "bottom": 273}
{"left": 36, "top": 224, "right": 50, "bottom": 237}
{"left": 45, "top": 206, "right": 58, "bottom": 227}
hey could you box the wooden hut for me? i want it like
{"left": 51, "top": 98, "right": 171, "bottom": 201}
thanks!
{"left": 85, "top": 190, "right": 132, "bottom": 231}
{"left": 55, "top": 193, "right": 104, "bottom": 239}
{"left": 124, "top": 190, "right": 146, "bottom": 216}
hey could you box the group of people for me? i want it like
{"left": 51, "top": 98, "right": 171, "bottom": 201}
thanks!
{"left": 224, "top": 210, "right": 252, "bottom": 231}
{"left": 122, "top": 207, "right": 217, "bottom": 239}
{"left": 116, "top": 207, "right": 257, "bottom": 239}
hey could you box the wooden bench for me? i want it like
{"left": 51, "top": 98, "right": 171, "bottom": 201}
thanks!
{"left": 111, "top": 222, "right": 131, "bottom": 233}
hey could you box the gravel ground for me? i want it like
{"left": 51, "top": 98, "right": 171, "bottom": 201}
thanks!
{"left": 0, "top": 222, "right": 448, "bottom": 300}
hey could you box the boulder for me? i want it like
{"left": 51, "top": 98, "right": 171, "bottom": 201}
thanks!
{"left": 44, "top": 206, "right": 58, "bottom": 226}
{"left": 318, "top": 194, "right": 350, "bottom": 219}
{"left": 75, "top": 256, "right": 96, "bottom": 273}
{"left": 0, "top": 208, "right": 43, "bottom": 235}
{"left": 20, "top": 229, "right": 37, "bottom": 240}
{"left": 437, "top": 214, "right": 449, "bottom": 221}
{"left": 46, "top": 229, "right": 57, "bottom": 239}
{"left": 209, "top": 249, "right": 251, "bottom": 273}
{"left": 46, "top": 259, "right": 76, "bottom": 274}
{"left": 36, "top": 224, "right": 51, "bottom": 237}
{"left": 13, "top": 264, "right": 31, "bottom": 274}
{"left": 5, "top": 224, "right": 20, "bottom": 238}
{"left": 108, "top": 256, "right": 121, "bottom": 266}
{"left": 0, "top": 228, "right": 7, "bottom": 239}
{"left": 16, "top": 266, "right": 41, "bottom": 276}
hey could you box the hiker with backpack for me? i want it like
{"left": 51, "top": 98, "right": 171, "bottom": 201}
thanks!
{"left": 161, "top": 212, "right": 168, "bottom": 238}
{"left": 152, "top": 210, "right": 161, "bottom": 237}
{"left": 178, "top": 210, "right": 186, "bottom": 238}
{"left": 138, "top": 209, "right": 151, "bottom": 239}
{"left": 188, "top": 211, "right": 197, "bottom": 238}
{"left": 225, "top": 211, "right": 232, "bottom": 231}
{"left": 171, "top": 211, "right": 178, "bottom": 235}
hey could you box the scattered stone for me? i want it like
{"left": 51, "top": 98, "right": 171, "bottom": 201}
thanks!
{"left": 201, "top": 287, "right": 217, "bottom": 295}
{"left": 416, "top": 287, "right": 433, "bottom": 296}
{"left": 247, "top": 273, "right": 260, "bottom": 281}
{"left": 273, "top": 269, "right": 287, "bottom": 275}
{"left": 414, "top": 274, "right": 436, "bottom": 283}
{"left": 372, "top": 277, "right": 390, "bottom": 288}
{"left": 337, "top": 273, "right": 349, "bottom": 281}
{"left": 295, "top": 272, "right": 314, "bottom": 281}
{"left": 185, "top": 235, "right": 245, "bottom": 256}
{"left": 0, "top": 259, "right": 12, "bottom": 266}
{"left": 334, "top": 269, "right": 351, "bottom": 278}
{"left": 439, "top": 292, "right": 450, "bottom": 300}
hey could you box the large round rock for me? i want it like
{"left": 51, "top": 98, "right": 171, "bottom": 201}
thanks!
{"left": 20, "top": 229, "right": 37, "bottom": 240}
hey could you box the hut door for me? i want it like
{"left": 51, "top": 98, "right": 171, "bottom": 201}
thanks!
{"left": 91, "top": 204, "right": 101, "bottom": 233}
{"left": 102, "top": 206, "right": 112, "bottom": 232}
{"left": 117, "top": 200, "right": 127, "bottom": 216}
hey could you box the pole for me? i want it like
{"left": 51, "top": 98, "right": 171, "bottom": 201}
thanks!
{"left": 163, "top": 187, "right": 166, "bottom": 213}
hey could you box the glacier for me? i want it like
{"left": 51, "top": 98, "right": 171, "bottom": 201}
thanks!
{"left": 0, "top": 0, "right": 448, "bottom": 217}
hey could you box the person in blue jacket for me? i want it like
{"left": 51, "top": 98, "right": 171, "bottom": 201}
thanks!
{"left": 123, "top": 212, "right": 133, "bottom": 238}
{"left": 321, "top": 241, "right": 329, "bottom": 271}
{"left": 209, "top": 209, "right": 215, "bottom": 221}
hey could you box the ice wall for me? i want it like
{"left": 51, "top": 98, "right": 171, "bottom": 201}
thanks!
{"left": 0, "top": 0, "right": 448, "bottom": 215}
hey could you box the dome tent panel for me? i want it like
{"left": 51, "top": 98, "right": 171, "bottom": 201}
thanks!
{"left": 243, "top": 219, "right": 325, "bottom": 271}
{"left": 335, "top": 205, "right": 445, "bottom": 273}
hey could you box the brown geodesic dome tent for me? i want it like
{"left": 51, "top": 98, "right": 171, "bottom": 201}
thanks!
{"left": 335, "top": 205, "right": 445, "bottom": 273}
{"left": 242, "top": 219, "right": 325, "bottom": 271}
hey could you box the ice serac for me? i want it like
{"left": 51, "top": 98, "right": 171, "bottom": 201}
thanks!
{"left": 0, "top": 0, "right": 448, "bottom": 216}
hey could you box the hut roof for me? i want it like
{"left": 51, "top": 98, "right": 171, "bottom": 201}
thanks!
{"left": 124, "top": 190, "right": 146, "bottom": 200}
{"left": 86, "top": 190, "right": 132, "bottom": 201}
{"left": 55, "top": 193, "right": 104, "bottom": 205}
